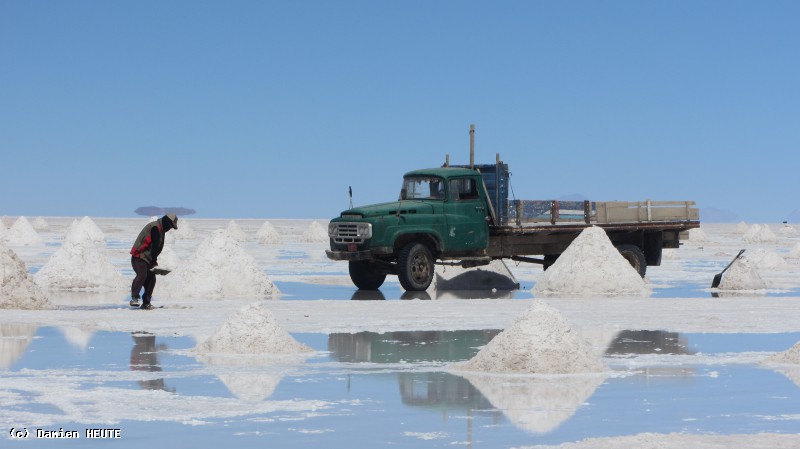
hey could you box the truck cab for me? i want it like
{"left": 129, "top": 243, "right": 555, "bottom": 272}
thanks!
{"left": 327, "top": 167, "right": 491, "bottom": 290}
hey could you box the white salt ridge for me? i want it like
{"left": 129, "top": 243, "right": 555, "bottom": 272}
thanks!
{"left": 718, "top": 257, "right": 766, "bottom": 291}
{"left": 300, "top": 221, "right": 329, "bottom": 243}
{"left": 0, "top": 243, "right": 51, "bottom": 309}
{"left": 256, "top": 221, "right": 282, "bottom": 244}
{"left": 451, "top": 300, "right": 605, "bottom": 374}
{"left": 767, "top": 340, "right": 800, "bottom": 364}
{"left": 5, "top": 216, "right": 43, "bottom": 246}
{"left": 743, "top": 224, "right": 777, "bottom": 243}
{"left": 195, "top": 302, "right": 312, "bottom": 354}
{"left": 744, "top": 248, "right": 786, "bottom": 270}
{"left": 34, "top": 232, "right": 125, "bottom": 291}
{"left": 532, "top": 226, "right": 649, "bottom": 297}
{"left": 225, "top": 220, "right": 249, "bottom": 242}
{"left": 31, "top": 217, "right": 49, "bottom": 231}
{"left": 790, "top": 243, "right": 800, "bottom": 259}
{"left": 65, "top": 216, "right": 105, "bottom": 244}
{"left": 158, "top": 230, "right": 278, "bottom": 298}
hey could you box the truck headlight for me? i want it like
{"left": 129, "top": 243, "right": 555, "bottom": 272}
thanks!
{"left": 357, "top": 223, "right": 372, "bottom": 238}
{"left": 328, "top": 223, "right": 337, "bottom": 238}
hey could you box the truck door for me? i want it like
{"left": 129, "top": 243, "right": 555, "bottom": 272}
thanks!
{"left": 443, "top": 177, "right": 490, "bottom": 251}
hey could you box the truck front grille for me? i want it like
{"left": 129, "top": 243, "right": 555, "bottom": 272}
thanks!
{"left": 330, "top": 222, "right": 371, "bottom": 244}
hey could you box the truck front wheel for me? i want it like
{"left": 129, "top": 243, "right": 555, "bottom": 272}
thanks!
{"left": 616, "top": 244, "right": 647, "bottom": 278}
{"left": 398, "top": 242, "right": 435, "bottom": 291}
{"left": 349, "top": 261, "right": 387, "bottom": 290}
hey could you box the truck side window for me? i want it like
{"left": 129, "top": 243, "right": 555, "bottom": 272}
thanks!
{"left": 450, "top": 178, "right": 478, "bottom": 201}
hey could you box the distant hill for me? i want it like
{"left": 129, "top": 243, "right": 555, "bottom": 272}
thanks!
{"left": 134, "top": 206, "right": 196, "bottom": 217}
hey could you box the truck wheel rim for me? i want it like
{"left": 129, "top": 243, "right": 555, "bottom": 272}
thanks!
{"left": 411, "top": 253, "right": 431, "bottom": 283}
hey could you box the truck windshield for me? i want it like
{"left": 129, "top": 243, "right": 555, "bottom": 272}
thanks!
{"left": 400, "top": 176, "right": 445, "bottom": 200}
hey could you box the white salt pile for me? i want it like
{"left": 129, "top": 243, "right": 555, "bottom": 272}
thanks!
{"left": 767, "top": 341, "right": 800, "bottom": 364}
{"left": 34, "top": 232, "right": 125, "bottom": 291}
{"left": 451, "top": 300, "right": 605, "bottom": 374}
{"left": 300, "top": 221, "right": 329, "bottom": 243}
{"left": 170, "top": 219, "right": 195, "bottom": 239}
{"left": 158, "top": 230, "right": 278, "bottom": 298}
{"left": 532, "top": 226, "right": 649, "bottom": 297}
{"left": 687, "top": 227, "right": 707, "bottom": 242}
{"left": 778, "top": 224, "right": 798, "bottom": 237}
{"left": 256, "top": 221, "right": 282, "bottom": 244}
{"left": 65, "top": 216, "right": 105, "bottom": 244}
{"left": 717, "top": 257, "right": 766, "bottom": 291}
{"left": 744, "top": 249, "right": 787, "bottom": 270}
{"left": 1, "top": 243, "right": 51, "bottom": 309}
{"left": 5, "top": 216, "right": 43, "bottom": 246}
{"left": 735, "top": 221, "right": 749, "bottom": 234}
{"left": 790, "top": 243, "right": 800, "bottom": 260}
{"left": 225, "top": 220, "right": 249, "bottom": 242}
{"left": 743, "top": 224, "right": 777, "bottom": 243}
{"left": 155, "top": 245, "right": 180, "bottom": 271}
{"left": 31, "top": 217, "right": 49, "bottom": 231}
{"left": 195, "top": 302, "right": 312, "bottom": 354}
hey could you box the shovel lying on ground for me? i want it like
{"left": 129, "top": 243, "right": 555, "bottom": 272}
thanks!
{"left": 711, "top": 249, "right": 745, "bottom": 288}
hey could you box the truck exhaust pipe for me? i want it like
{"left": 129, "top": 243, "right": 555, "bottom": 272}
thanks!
{"left": 469, "top": 123, "right": 475, "bottom": 169}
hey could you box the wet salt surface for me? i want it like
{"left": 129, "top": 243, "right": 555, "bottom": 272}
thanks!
{"left": 4, "top": 326, "right": 800, "bottom": 448}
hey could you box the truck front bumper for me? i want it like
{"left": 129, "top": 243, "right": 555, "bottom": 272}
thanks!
{"left": 326, "top": 249, "right": 374, "bottom": 261}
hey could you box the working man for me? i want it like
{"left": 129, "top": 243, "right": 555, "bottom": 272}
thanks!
{"left": 129, "top": 213, "right": 178, "bottom": 309}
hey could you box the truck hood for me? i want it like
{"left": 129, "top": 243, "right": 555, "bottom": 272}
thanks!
{"left": 340, "top": 201, "right": 436, "bottom": 218}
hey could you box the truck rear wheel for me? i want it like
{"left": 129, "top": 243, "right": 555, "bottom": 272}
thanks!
{"left": 616, "top": 244, "right": 647, "bottom": 277}
{"left": 398, "top": 242, "right": 435, "bottom": 291}
{"left": 349, "top": 261, "right": 387, "bottom": 290}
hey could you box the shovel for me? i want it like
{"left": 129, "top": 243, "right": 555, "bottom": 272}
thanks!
{"left": 711, "top": 249, "right": 745, "bottom": 288}
{"left": 150, "top": 268, "right": 171, "bottom": 276}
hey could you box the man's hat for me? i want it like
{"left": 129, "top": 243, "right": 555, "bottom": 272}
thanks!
{"left": 165, "top": 213, "right": 178, "bottom": 229}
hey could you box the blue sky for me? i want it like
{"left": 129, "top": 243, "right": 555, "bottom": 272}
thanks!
{"left": 1, "top": 1, "right": 798, "bottom": 221}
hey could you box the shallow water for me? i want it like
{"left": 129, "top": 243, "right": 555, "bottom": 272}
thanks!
{"left": 3, "top": 326, "right": 800, "bottom": 447}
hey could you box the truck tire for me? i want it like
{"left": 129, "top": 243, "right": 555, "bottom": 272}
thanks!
{"left": 616, "top": 244, "right": 647, "bottom": 277}
{"left": 398, "top": 242, "right": 435, "bottom": 291}
{"left": 349, "top": 261, "right": 387, "bottom": 290}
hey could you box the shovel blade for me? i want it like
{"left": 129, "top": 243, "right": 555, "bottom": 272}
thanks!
{"left": 711, "top": 273, "right": 723, "bottom": 289}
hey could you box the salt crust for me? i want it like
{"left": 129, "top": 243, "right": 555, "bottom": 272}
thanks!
{"left": 195, "top": 302, "right": 312, "bottom": 355}
{"left": 532, "top": 226, "right": 649, "bottom": 297}
{"left": 451, "top": 300, "right": 604, "bottom": 374}
{"left": 158, "top": 230, "right": 277, "bottom": 298}
{"left": 519, "top": 432, "right": 800, "bottom": 449}
{"left": 34, "top": 232, "right": 125, "bottom": 291}
{"left": 256, "top": 221, "right": 282, "bottom": 244}
{"left": 300, "top": 221, "right": 329, "bottom": 243}
{"left": 0, "top": 243, "right": 50, "bottom": 309}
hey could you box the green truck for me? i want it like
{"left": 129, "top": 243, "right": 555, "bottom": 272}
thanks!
{"left": 326, "top": 160, "right": 700, "bottom": 291}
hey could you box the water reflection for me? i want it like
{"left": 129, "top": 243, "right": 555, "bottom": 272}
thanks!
{"left": 328, "top": 330, "right": 500, "bottom": 363}
{"left": 130, "top": 332, "right": 175, "bottom": 392}
{"left": 605, "top": 330, "right": 692, "bottom": 355}
{"left": 0, "top": 323, "right": 38, "bottom": 369}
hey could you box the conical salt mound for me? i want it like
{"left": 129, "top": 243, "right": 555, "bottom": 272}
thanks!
{"left": 533, "top": 226, "right": 649, "bottom": 297}
{"left": 171, "top": 219, "right": 195, "bottom": 239}
{"left": 158, "top": 230, "right": 278, "bottom": 298}
{"left": 718, "top": 257, "right": 766, "bottom": 290}
{"left": 195, "top": 303, "right": 312, "bottom": 354}
{"left": 735, "top": 221, "right": 749, "bottom": 234}
{"left": 687, "top": 227, "right": 707, "bottom": 242}
{"left": 300, "top": 221, "right": 329, "bottom": 243}
{"left": 6, "top": 217, "right": 43, "bottom": 246}
{"left": 32, "top": 217, "right": 49, "bottom": 231}
{"left": 256, "top": 221, "right": 282, "bottom": 244}
{"left": 767, "top": 341, "right": 800, "bottom": 365}
{"left": 743, "top": 224, "right": 777, "bottom": 243}
{"left": 451, "top": 300, "right": 605, "bottom": 374}
{"left": 34, "top": 232, "right": 125, "bottom": 291}
{"left": 745, "top": 249, "right": 786, "bottom": 270}
{"left": 65, "top": 216, "right": 105, "bottom": 244}
{"left": 225, "top": 220, "right": 249, "bottom": 242}
{"left": 1, "top": 243, "right": 51, "bottom": 309}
